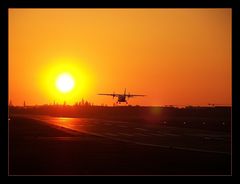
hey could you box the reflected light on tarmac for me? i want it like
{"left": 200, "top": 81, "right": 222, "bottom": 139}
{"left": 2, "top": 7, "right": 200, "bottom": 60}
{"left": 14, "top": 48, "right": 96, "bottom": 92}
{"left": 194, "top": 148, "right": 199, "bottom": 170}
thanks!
{"left": 49, "top": 117, "right": 86, "bottom": 132}
{"left": 55, "top": 117, "right": 72, "bottom": 123}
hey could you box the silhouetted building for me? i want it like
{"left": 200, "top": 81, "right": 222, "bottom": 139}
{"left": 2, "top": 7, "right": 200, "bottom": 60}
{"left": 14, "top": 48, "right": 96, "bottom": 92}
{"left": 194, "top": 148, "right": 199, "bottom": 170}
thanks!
{"left": 9, "top": 100, "right": 13, "bottom": 107}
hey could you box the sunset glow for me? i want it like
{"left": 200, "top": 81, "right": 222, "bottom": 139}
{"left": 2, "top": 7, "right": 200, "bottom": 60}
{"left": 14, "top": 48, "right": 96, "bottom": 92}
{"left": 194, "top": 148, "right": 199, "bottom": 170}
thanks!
{"left": 9, "top": 9, "right": 231, "bottom": 106}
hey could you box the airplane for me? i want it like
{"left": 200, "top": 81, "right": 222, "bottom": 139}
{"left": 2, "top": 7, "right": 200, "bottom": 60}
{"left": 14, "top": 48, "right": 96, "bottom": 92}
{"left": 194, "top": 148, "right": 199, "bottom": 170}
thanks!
{"left": 98, "top": 89, "right": 145, "bottom": 104}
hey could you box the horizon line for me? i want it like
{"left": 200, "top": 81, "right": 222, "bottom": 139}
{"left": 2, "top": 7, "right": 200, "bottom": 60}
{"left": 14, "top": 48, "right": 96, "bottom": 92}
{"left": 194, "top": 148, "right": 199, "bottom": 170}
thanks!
{"left": 8, "top": 104, "right": 232, "bottom": 108}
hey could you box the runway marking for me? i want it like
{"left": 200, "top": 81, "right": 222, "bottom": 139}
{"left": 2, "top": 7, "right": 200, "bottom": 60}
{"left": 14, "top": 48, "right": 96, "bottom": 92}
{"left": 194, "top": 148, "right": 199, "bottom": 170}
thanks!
{"left": 104, "top": 120, "right": 128, "bottom": 124}
{"left": 204, "top": 137, "right": 225, "bottom": 141}
{"left": 135, "top": 128, "right": 148, "bottom": 131}
{"left": 118, "top": 133, "right": 133, "bottom": 137}
{"left": 37, "top": 136, "right": 84, "bottom": 141}
{"left": 104, "top": 133, "right": 118, "bottom": 137}
{"left": 132, "top": 142, "right": 229, "bottom": 155}
{"left": 148, "top": 133, "right": 165, "bottom": 136}
{"left": 187, "top": 133, "right": 228, "bottom": 139}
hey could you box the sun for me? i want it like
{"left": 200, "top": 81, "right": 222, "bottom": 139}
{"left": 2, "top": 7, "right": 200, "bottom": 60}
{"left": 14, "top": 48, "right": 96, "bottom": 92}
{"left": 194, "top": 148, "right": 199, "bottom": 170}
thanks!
{"left": 56, "top": 73, "right": 75, "bottom": 93}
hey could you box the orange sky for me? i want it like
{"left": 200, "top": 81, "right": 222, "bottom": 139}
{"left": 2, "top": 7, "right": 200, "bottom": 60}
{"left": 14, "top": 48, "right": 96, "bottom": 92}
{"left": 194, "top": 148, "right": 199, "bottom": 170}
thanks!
{"left": 9, "top": 8, "right": 232, "bottom": 106}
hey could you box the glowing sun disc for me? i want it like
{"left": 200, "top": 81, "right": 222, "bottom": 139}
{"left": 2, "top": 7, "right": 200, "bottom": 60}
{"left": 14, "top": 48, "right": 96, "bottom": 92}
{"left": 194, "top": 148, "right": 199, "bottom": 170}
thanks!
{"left": 56, "top": 73, "right": 75, "bottom": 93}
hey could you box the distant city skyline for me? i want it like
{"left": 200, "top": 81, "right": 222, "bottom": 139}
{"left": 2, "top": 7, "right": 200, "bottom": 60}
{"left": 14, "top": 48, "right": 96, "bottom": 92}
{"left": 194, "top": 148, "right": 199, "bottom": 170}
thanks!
{"left": 8, "top": 99, "right": 231, "bottom": 108}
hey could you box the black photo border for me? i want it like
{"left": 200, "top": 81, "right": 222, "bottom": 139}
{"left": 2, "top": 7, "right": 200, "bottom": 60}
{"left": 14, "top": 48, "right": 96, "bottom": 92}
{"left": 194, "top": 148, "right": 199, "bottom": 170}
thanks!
{"left": 0, "top": 0, "right": 238, "bottom": 178}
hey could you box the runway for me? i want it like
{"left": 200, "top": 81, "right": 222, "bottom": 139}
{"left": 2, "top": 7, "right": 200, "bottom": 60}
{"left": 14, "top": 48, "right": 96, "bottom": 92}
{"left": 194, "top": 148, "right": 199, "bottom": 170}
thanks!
{"left": 9, "top": 114, "right": 231, "bottom": 175}
{"left": 13, "top": 114, "right": 230, "bottom": 155}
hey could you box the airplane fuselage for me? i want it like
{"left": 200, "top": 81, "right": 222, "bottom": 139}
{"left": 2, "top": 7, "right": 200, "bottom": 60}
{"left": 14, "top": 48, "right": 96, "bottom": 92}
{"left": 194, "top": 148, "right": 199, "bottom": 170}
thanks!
{"left": 117, "top": 95, "right": 126, "bottom": 103}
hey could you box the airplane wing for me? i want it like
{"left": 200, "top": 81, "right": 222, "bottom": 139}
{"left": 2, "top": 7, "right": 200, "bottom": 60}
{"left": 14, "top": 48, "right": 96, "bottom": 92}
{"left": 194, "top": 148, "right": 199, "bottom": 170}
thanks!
{"left": 98, "top": 93, "right": 115, "bottom": 96}
{"left": 127, "top": 94, "right": 146, "bottom": 98}
{"left": 98, "top": 93, "right": 122, "bottom": 96}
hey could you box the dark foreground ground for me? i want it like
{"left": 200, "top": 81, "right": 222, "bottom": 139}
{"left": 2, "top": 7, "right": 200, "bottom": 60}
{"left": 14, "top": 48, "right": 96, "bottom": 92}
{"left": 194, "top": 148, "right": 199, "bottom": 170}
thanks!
{"left": 9, "top": 115, "right": 231, "bottom": 175}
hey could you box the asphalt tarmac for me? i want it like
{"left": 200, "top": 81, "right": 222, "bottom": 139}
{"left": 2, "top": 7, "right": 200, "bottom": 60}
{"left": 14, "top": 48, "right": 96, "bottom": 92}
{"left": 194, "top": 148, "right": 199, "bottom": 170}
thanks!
{"left": 9, "top": 115, "right": 231, "bottom": 175}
